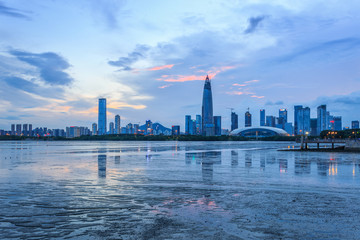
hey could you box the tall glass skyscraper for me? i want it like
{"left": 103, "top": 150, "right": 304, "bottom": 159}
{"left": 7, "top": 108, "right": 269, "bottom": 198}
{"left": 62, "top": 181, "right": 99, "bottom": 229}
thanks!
{"left": 196, "top": 115, "right": 202, "bottom": 135}
{"left": 317, "top": 104, "right": 327, "bottom": 135}
{"left": 260, "top": 109, "right": 265, "bottom": 126}
{"left": 202, "top": 75, "right": 214, "bottom": 136}
{"left": 185, "top": 115, "right": 192, "bottom": 135}
{"left": 294, "top": 106, "right": 310, "bottom": 135}
{"left": 98, "top": 98, "right": 107, "bottom": 135}
{"left": 245, "top": 110, "right": 252, "bottom": 127}
{"left": 214, "top": 116, "right": 221, "bottom": 136}
{"left": 115, "top": 115, "right": 120, "bottom": 134}
{"left": 231, "top": 112, "right": 238, "bottom": 131}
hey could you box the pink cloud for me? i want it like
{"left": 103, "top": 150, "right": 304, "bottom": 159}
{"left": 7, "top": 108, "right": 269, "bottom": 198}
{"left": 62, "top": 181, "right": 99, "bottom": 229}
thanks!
{"left": 226, "top": 91, "right": 244, "bottom": 95}
{"left": 148, "top": 64, "right": 174, "bottom": 71}
{"left": 251, "top": 95, "right": 264, "bottom": 98}
{"left": 158, "top": 84, "right": 172, "bottom": 89}
{"left": 245, "top": 79, "right": 260, "bottom": 84}
{"left": 232, "top": 83, "right": 247, "bottom": 87}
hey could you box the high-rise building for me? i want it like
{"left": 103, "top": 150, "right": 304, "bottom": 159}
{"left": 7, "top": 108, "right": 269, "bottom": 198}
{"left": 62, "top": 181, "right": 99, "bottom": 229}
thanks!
{"left": 134, "top": 124, "right": 139, "bottom": 134}
{"left": 351, "top": 120, "right": 359, "bottom": 129}
{"left": 231, "top": 112, "right": 238, "bottom": 131}
{"left": 11, "top": 124, "right": 15, "bottom": 136}
{"left": 109, "top": 122, "right": 114, "bottom": 134}
{"left": 317, "top": 105, "right": 327, "bottom": 135}
{"left": 29, "top": 124, "right": 32, "bottom": 137}
{"left": 185, "top": 115, "right": 192, "bottom": 135}
{"left": 172, "top": 125, "right": 180, "bottom": 135}
{"left": 22, "top": 124, "right": 28, "bottom": 136}
{"left": 310, "top": 118, "right": 317, "bottom": 136}
{"left": 115, "top": 115, "right": 121, "bottom": 134}
{"left": 214, "top": 116, "right": 221, "bottom": 136}
{"left": 284, "top": 122, "right": 293, "bottom": 135}
{"left": 294, "top": 105, "right": 302, "bottom": 135}
{"left": 245, "top": 109, "right": 251, "bottom": 127}
{"left": 266, "top": 116, "right": 276, "bottom": 127}
{"left": 126, "top": 123, "right": 133, "bottom": 134}
{"left": 333, "top": 116, "right": 342, "bottom": 131}
{"left": 278, "top": 109, "right": 287, "bottom": 129}
{"left": 145, "top": 120, "right": 153, "bottom": 135}
{"left": 92, "top": 123, "right": 97, "bottom": 135}
{"left": 98, "top": 98, "right": 107, "bottom": 135}
{"left": 294, "top": 106, "right": 310, "bottom": 135}
{"left": 202, "top": 75, "right": 214, "bottom": 136}
{"left": 16, "top": 124, "right": 21, "bottom": 136}
{"left": 260, "top": 109, "right": 265, "bottom": 126}
{"left": 196, "top": 115, "right": 202, "bottom": 135}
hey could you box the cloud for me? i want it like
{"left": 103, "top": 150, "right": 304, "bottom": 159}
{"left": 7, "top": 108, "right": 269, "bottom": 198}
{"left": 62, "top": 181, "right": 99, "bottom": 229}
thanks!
{"left": 108, "top": 44, "right": 150, "bottom": 71}
{"left": 232, "top": 83, "right": 247, "bottom": 87}
{"left": 148, "top": 64, "right": 174, "bottom": 71}
{"left": 266, "top": 100, "right": 284, "bottom": 106}
{"left": 251, "top": 95, "right": 264, "bottom": 99}
{"left": 9, "top": 50, "right": 74, "bottom": 86}
{"left": 0, "top": 2, "right": 30, "bottom": 20}
{"left": 226, "top": 91, "right": 244, "bottom": 95}
{"left": 244, "top": 16, "right": 267, "bottom": 34}
{"left": 244, "top": 79, "right": 259, "bottom": 84}
{"left": 158, "top": 84, "right": 172, "bottom": 89}
{"left": 107, "top": 101, "right": 146, "bottom": 110}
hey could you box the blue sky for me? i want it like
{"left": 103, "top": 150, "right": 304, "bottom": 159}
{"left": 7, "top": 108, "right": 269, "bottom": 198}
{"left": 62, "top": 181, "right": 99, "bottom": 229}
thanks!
{"left": 1, "top": 0, "right": 360, "bottom": 130}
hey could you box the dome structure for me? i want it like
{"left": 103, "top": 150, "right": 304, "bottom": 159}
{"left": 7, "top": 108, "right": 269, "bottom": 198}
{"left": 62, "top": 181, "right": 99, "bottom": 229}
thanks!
{"left": 230, "top": 126, "right": 289, "bottom": 138}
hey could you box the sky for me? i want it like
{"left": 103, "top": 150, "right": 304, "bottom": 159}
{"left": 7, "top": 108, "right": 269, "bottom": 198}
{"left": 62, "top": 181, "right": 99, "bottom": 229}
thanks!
{"left": 1, "top": 0, "right": 360, "bottom": 130}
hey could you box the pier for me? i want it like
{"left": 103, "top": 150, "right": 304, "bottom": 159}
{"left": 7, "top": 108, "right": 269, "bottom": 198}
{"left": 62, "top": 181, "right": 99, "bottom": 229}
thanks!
{"left": 295, "top": 139, "right": 346, "bottom": 150}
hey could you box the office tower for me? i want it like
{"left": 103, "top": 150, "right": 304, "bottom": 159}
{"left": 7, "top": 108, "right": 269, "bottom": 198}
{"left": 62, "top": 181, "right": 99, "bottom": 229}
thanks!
{"left": 16, "top": 124, "right": 21, "bottom": 136}
{"left": 145, "top": 120, "right": 153, "bottom": 135}
{"left": 302, "top": 107, "right": 310, "bottom": 133}
{"left": 189, "top": 119, "right": 196, "bottom": 135}
{"left": 29, "top": 124, "right": 32, "bottom": 136}
{"left": 278, "top": 109, "right": 287, "bottom": 129}
{"left": 260, "top": 109, "right": 265, "bottom": 126}
{"left": 11, "top": 124, "right": 15, "bottom": 135}
{"left": 310, "top": 118, "right": 317, "bottom": 136}
{"left": 126, "top": 123, "right": 133, "bottom": 134}
{"left": 351, "top": 121, "right": 359, "bottom": 129}
{"left": 22, "top": 124, "right": 28, "bottom": 136}
{"left": 115, "top": 115, "right": 121, "bottom": 134}
{"left": 245, "top": 109, "right": 252, "bottom": 127}
{"left": 317, "top": 105, "right": 327, "bottom": 135}
{"left": 214, "top": 116, "right": 221, "bottom": 136}
{"left": 109, "top": 122, "right": 114, "bottom": 134}
{"left": 266, "top": 116, "right": 276, "bottom": 127}
{"left": 231, "top": 112, "right": 238, "bottom": 131}
{"left": 202, "top": 75, "right": 214, "bottom": 136}
{"left": 185, "top": 115, "right": 192, "bottom": 135}
{"left": 172, "top": 125, "right": 180, "bottom": 135}
{"left": 92, "top": 123, "right": 97, "bottom": 135}
{"left": 294, "top": 105, "right": 302, "bottom": 135}
{"left": 333, "top": 116, "right": 342, "bottom": 131}
{"left": 196, "top": 115, "right": 202, "bottom": 135}
{"left": 284, "top": 122, "right": 293, "bottom": 135}
{"left": 98, "top": 98, "right": 107, "bottom": 135}
{"left": 134, "top": 124, "right": 139, "bottom": 134}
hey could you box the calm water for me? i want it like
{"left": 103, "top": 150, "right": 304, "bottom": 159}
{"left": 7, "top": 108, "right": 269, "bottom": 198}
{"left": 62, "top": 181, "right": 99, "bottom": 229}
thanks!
{"left": 0, "top": 141, "right": 359, "bottom": 239}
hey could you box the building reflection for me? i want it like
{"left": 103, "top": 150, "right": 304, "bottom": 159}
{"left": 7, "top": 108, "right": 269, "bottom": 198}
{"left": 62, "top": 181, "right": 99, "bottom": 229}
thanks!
{"left": 317, "top": 160, "right": 329, "bottom": 176}
{"left": 185, "top": 151, "right": 221, "bottom": 183}
{"left": 114, "top": 155, "right": 120, "bottom": 164}
{"left": 231, "top": 150, "right": 238, "bottom": 166}
{"left": 260, "top": 152, "right": 265, "bottom": 170}
{"left": 279, "top": 159, "right": 288, "bottom": 173}
{"left": 98, "top": 154, "right": 107, "bottom": 178}
{"left": 294, "top": 156, "right": 311, "bottom": 175}
{"left": 245, "top": 152, "right": 252, "bottom": 168}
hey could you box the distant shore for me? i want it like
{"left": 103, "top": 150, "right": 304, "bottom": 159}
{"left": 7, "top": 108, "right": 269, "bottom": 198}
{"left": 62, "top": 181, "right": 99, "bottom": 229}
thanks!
{"left": 0, "top": 135, "right": 297, "bottom": 142}
{"left": 279, "top": 148, "right": 360, "bottom": 153}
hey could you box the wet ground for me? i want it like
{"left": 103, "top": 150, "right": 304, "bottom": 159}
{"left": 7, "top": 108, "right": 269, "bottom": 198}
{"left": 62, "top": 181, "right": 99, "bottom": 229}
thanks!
{"left": 0, "top": 141, "right": 359, "bottom": 239}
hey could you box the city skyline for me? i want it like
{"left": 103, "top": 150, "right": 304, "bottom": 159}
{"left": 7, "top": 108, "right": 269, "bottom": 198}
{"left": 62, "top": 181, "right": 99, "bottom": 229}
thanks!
{"left": 1, "top": 1, "right": 360, "bottom": 129}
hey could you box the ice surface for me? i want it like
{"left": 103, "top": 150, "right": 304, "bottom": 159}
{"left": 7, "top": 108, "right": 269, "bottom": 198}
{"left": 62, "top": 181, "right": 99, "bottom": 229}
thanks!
{"left": 0, "top": 141, "right": 360, "bottom": 239}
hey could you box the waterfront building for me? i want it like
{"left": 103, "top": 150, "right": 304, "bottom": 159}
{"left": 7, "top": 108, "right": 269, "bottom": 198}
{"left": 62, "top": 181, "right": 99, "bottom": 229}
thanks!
{"left": 98, "top": 98, "right": 107, "bottom": 135}
{"left": 134, "top": 124, "right": 139, "bottom": 134}
{"left": 202, "top": 75, "right": 214, "bottom": 136}
{"left": 29, "top": 124, "right": 32, "bottom": 136}
{"left": 92, "top": 123, "right": 97, "bottom": 135}
{"left": 22, "top": 124, "right": 28, "bottom": 136}
{"left": 231, "top": 112, "right": 238, "bottom": 131}
{"left": 294, "top": 105, "right": 302, "bottom": 135}
{"left": 196, "top": 115, "right": 202, "bottom": 135}
{"left": 294, "top": 106, "right": 310, "bottom": 135}
{"left": 126, "top": 123, "right": 133, "bottom": 134}
{"left": 310, "top": 118, "right": 317, "bottom": 136}
{"left": 284, "top": 122, "right": 293, "bottom": 135}
{"left": 16, "top": 124, "right": 21, "bottom": 136}
{"left": 115, "top": 115, "right": 121, "bottom": 134}
{"left": 278, "top": 109, "right": 287, "bottom": 129}
{"left": 333, "top": 116, "right": 342, "bottom": 131}
{"left": 351, "top": 120, "right": 359, "bottom": 129}
{"left": 245, "top": 110, "right": 252, "bottom": 127}
{"left": 146, "top": 120, "right": 153, "bottom": 135}
{"left": 214, "top": 116, "right": 221, "bottom": 136}
{"left": 230, "top": 126, "right": 288, "bottom": 138}
{"left": 185, "top": 115, "right": 192, "bottom": 135}
{"left": 260, "top": 109, "right": 265, "bottom": 126}
{"left": 266, "top": 116, "right": 276, "bottom": 127}
{"left": 172, "top": 125, "right": 180, "bottom": 136}
{"left": 10, "top": 124, "right": 15, "bottom": 135}
{"left": 109, "top": 122, "right": 114, "bottom": 134}
{"left": 317, "top": 105, "right": 327, "bottom": 135}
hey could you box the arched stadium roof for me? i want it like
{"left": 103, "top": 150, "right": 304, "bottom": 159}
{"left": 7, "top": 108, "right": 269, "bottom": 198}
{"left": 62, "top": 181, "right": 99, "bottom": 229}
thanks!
{"left": 230, "top": 126, "right": 289, "bottom": 137}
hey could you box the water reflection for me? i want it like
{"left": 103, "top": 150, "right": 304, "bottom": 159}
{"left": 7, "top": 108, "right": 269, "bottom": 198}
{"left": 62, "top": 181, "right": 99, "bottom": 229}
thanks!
{"left": 231, "top": 150, "right": 238, "bottom": 166}
{"left": 184, "top": 151, "right": 221, "bottom": 182}
{"left": 98, "top": 155, "right": 107, "bottom": 178}
{"left": 115, "top": 156, "right": 120, "bottom": 164}
{"left": 279, "top": 159, "right": 288, "bottom": 173}
{"left": 245, "top": 152, "right": 252, "bottom": 168}
{"left": 294, "top": 156, "right": 311, "bottom": 175}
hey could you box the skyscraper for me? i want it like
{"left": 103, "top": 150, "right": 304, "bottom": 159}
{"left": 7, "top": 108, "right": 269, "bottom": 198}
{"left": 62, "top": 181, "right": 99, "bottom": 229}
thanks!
{"left": 294, "top": 105, "right": 302, "bottom": 135}
{"left": 231, "top": 112, "right": 238, "bottom": 131}
{"left": 98, "top": 98, "right": 107, "bottom": 135}
{"left": 214, "top": 116, "right": 221, "bottom": 136}
{"left": 202, "top": 75, "right": 214, "bottom": 136}
{"left": 29, "top": 124, "right": 32, "bottom": 137}
{"left": 185, "top": 115, "right": 192, "bottom": 135}
{"left": 260, "top": 109, "right": 265, "bottom": 126}
{"left": 172, "top": 125, "right": 180, "bottom": 135}
{"left": 310, "top": 118, "right": 317, "bottom": 136}
{"left": 115, "top": 115, "right": 120, "bottom": 134}
{"left": 317, "top": 105, "right": 327, "bottom": 135}
{"left": 245, "top": 109, "right": 252, "bottom": 127}
{"left": 22, "top": 124, "right": 28, "bottom": 136}
{"left": 92, "top": 123, "right": 97, "bottom": 135}
{"left": 109, "top": 122, "right": 114, "bottom": 134}
{"left": 278, "top": 109, "right": 287, "bottom": 129}
{"left": 351, "top": 120, "right": 359, "bottom": 129}
{"left": 196, "top": 115, "right": 202, "bottom": 135}
{"left": 11, "top": 124, "right": 15, "bottom": 135}
{"left": 333, "top": 116, "right": 342, "bottom": 131}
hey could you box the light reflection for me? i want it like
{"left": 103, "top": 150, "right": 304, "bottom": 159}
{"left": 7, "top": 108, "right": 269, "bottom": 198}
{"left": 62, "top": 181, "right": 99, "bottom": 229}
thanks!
{"left": 98, "top": 154, "right": 107, "bottom": 178}
{"left": 279, "top": 159, "right": 288, "bottom": 173}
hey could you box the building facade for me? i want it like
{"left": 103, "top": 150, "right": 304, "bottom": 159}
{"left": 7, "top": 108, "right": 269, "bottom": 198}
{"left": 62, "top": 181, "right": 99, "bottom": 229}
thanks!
{"left": 202, "top": 75, "right": 214, "bottom": 136}
{"left": 214, "top": 116, "right": 221, "bottom": 136}
{"left": 317, "top": 105, "right": 327, "bottom": 135}
{"left": 231, "top": 112, "right": 238, "bottom": 131}
{"left": 260, "top": 109, "right": 265, "bottom": 126}
{"left": 115, "top": 115, "right": 121, "bottom": 134}
{"left": 98, "top": 98, "right": 107, "bottom": 135}
{"left": 245, "top": 110, "right": 252, "bottom": 127}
